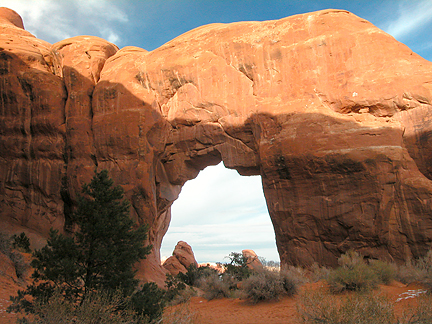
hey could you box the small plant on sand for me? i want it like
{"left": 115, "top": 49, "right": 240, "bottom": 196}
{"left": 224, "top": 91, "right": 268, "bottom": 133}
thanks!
{"left": 12, "top": 232, "right": 31, "bottom": 253}
{"left": 327, "top": 250, "right": 379, "bottom": 292}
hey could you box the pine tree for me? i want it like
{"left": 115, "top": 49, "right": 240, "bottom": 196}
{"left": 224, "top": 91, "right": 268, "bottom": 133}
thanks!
{"left": 8, "top": 170, "right": 152, "bottom": 314}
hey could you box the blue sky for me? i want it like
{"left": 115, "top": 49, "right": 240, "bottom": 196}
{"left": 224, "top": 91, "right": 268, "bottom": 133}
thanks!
{"left": 4, "top": 0, "right": 432, "bottom": 263}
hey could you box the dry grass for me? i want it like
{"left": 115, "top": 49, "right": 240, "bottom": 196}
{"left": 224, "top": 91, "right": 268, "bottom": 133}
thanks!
{"left": 297, "top": 287, "right": 396, "bottom": 324}
{"left": 161, "top": 302, "right": 200, "bottom": 324}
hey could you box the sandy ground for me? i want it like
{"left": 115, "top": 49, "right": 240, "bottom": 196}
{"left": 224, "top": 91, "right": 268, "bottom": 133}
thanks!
{"left": 0, "top": 273, "right": 426, "bottom": 324}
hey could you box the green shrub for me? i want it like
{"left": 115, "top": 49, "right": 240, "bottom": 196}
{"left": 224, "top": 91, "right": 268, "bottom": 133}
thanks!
{"left": 12, "top": 232, "right": 31, "bottom": 253}
{"left": 223, "top": 252, "right": 252, "bottom": 281}
{"left": 241, "top": 270, "right": 285, "bottom": 303}
{"left": 297, "top": 288, "right": 396, "bottom": 324}
{"left": 369, "top": 259, "right": 397, "bottom": 285}
{"left": 131, "top": 282, "right": 166, "bottom": 322}
{"left": 327, "top": 250, "right": 379, "bottom": 292}
{"left": 7, "top": 170, "right": 152, "bottom": 319}
{"left": 197, "top": 273, "right": 230, "bottom": 300}
{"left": 177, "top": 264, "right": 218, "bottom": 287}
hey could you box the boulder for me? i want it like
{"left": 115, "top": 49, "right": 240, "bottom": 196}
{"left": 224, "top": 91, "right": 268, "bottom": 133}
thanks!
{"left": 242, "top": 249, "right": 263, "bottom": 270}
{"left": 163, "top": 241, "right": 198, "bottom": 275}
{"left": 1, "top": 8, "right": 432, "bottom": 286}
{"left": 162, "top": 255, "right": 187, "bottom": 276}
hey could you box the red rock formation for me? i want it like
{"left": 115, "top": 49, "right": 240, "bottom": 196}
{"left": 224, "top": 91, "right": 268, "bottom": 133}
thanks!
{"left": 163, "top": 241, "right": 198, "bottom": 276}
{"left": 242, "top": 249, "right": 263, "bottom": 270}
{"left": 1, "top": 8, "right": 432, "bottom": 285}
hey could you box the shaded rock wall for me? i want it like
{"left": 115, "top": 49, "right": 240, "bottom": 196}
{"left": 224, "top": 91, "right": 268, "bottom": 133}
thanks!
{"left": 1, "top": 7, "right": 432, "bottom": 284}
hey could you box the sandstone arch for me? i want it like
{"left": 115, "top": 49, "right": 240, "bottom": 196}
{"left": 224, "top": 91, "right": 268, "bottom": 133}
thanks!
{"left": 1, "top": 8, "right": 432, "bottom": 284}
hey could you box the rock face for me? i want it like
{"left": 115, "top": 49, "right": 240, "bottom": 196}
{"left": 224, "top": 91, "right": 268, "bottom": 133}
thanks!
{"left": 1, "top": 8, "right": 432, "bottom": 284}
{"left": 163, "top": 241, "right": 198, "bottom": 275}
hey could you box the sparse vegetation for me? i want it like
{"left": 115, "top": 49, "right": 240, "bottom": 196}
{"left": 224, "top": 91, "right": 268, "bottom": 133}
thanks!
{"left": 369, "top": 259, "right": 397, "bottom": 285}
{"left": 223, "top": 251, "right": 252, "bottom": 281}
{"left": 242, "top": 269, "right": 285, "bottom": 303}
{"left": 16, "top": 289, "right": 144, "bottom": 324}
{"left": 297, "top": 287, "right": 396, "bottom": 324}
{"left": 177, "top": 264, "right": 218, "bottom": 287}
{"left": 397, "top": 250, "right": 432, "bottom": 292}
{"left": 327, "top": 250, "right": 380, "bottom": 292}
{"left": 11, "top": 232, "right": 31, "bottom": 253}
{"left": 197, "top": 273, "right": 231, "bottom": 300}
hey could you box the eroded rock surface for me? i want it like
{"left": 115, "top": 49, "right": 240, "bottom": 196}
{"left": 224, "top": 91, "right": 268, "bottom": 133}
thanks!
{"left": 163, "top": 241, "right": 198, "bottom": 275}
{"left": 1, "top": 7, "right": 432, "bottom": 284}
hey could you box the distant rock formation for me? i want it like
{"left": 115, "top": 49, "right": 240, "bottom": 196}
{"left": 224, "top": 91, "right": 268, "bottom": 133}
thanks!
{"left": 163, "top": 241, "right": 198, "bottom": 275}
{"left": 242, "top": 249, "right": 263, "bottom": 270}
{"left": 1, "top": 7, "right": 432, "bottom": 285}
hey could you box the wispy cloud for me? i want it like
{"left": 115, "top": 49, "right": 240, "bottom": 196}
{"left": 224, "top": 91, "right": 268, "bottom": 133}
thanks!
{"left": 383, "top": 0, "right": 432, "bottom": 40}
{"left": 2, "top": 0, "right": 128, "bottom": 46}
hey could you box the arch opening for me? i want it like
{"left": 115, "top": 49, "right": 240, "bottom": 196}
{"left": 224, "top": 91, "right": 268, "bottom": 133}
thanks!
{"left": 160, "top": 162, "right": 279, "bottom": 264}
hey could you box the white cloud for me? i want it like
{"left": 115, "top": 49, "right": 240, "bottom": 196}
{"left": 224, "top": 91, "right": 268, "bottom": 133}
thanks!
{"left": 1, "top": 0, "right": 128, "bottom": 46}
{"left": 160, "top": 163, "right": 279, "bottom": 263}
{"left": 383, "top": 0, "right": 432, "bottom": 40}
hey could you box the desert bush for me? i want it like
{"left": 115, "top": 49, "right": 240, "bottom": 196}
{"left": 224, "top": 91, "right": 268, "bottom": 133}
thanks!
{"left": 297, "top": 287, "right": 396, "bottom": 324}
{"left": 165, "top": 274, "right": 188, "bottom": 303}
{"left": 310, "top": 262, "right": 332, "bottom": 282}
{"left": 12, "top": 232, "right": 31, "bottom": 253}
{"left": 241, "top": 270, "right": 285, "bottom": 303}
{"left": 223, "top": 252, "right": 252, "bottom": 281}
{"left": 369, "top": 259, "right": 397, "bottom": 285}
{"left": 397, "top": 250, "right": 432, "bottom": 292}
{"left": 130, "top": 282, "right": 166, "bottom": 321}
{"left": 177, "top": 264, "right": 218, "bottom": 287}
{"left": 197, "top": 273, "right": 230, "bottom": 300}
{"left": 280, "top": 267, "right": 305, "bottom": 296}
{"left": 327, "top": 250, "right": 379, "bottom": 292}
{"left": 18, "top": 290, "right": 144, "bottom": 324}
